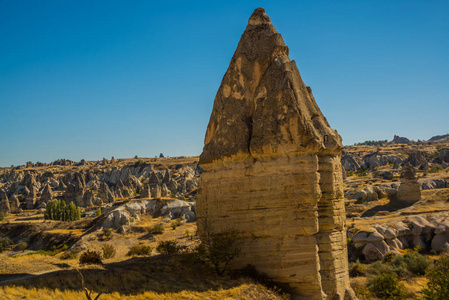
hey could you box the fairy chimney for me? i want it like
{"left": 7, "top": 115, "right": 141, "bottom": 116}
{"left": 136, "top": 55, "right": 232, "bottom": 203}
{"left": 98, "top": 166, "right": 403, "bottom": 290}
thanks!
{"left": 197, "top": 8, "right": 355, "bottom": 300}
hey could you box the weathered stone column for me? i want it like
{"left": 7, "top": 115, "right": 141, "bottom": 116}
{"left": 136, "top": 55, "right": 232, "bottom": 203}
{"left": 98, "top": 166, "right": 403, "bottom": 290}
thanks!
{"left": 197, "top": 7, "right": 355, "bottom": 299}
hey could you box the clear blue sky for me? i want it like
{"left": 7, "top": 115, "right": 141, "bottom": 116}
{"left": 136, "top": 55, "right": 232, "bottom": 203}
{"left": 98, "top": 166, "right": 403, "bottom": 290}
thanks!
{"left": 1, "top": 0, "right": 448, "bottom": 167}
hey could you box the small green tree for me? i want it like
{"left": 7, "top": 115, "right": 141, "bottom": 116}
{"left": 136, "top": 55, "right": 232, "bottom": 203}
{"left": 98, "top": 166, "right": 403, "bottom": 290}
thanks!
{"left": 422, "top": 256, "right": 449, "bottom": 300}
{"left": 195, "top": 221, "right": 243, "bottom": 276}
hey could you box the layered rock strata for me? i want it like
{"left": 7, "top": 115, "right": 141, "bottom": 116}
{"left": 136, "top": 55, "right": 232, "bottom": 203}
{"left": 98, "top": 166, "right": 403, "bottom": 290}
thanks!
{"left": 397, "top": 166, "right": 421, "bottom": 204}
{"left": 197, "top": 8, "right": 353, "bottom": 300}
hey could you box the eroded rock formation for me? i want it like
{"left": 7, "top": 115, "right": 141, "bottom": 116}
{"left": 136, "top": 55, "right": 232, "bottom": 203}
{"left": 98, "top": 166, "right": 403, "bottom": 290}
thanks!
{"left": 397, "top": 166, "right": 421, "bottom": 204}
{"left": 197, "top": 8, "right": 354, "bottom": 299}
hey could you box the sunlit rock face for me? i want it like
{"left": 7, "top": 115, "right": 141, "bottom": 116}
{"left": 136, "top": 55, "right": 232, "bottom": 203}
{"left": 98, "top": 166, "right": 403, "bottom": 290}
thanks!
{"left": 397, "top": 166, "right": 422, "bottom": 204}
{"left": 197, "top": 7, "right": 355, "bottom": 300}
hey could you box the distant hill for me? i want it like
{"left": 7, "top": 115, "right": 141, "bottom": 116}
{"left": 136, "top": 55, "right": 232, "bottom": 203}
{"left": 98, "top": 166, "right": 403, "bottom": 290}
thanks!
{"left": 429, "top": 134, "right": 449, "bottom": 142}
{"left": 352, "top": 134, "right": 449, "bottom": 146}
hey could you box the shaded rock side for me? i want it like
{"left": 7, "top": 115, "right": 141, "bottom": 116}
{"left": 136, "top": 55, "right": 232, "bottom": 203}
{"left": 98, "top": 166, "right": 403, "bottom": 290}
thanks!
{"left": 197, "top": 7, "right": 352, "bottom": 300}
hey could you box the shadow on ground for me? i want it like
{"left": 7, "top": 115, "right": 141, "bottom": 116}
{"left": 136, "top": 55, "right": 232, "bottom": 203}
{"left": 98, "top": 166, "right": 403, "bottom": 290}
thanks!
{"left": 360, "top": 200, "right": 413, "bottom": 218}
{"left": 0, "top": 255, "right": 242, "bottom": 295}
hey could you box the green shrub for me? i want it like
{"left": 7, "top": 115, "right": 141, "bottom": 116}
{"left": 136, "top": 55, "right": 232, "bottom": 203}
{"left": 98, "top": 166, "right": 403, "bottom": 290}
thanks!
{"left": 390, "top": 255, "right": 408, "bottom": 277}
{"left": 156, "top": 240, "right": 184, "bottom": 255}
{"left": 366, "top": 260, "right": 391, "bottom": 276}
{"left": 102, "top": 228, "right": 113, "bottom": 240}
{"left": 349, "top": 259, "right": 366, "bottom": 277}
{"left": 184, "top": 229, "right": 194, "bottom": 240}
{"left": 79, "top": 250, "right": 103, "bottom": 265}
{"left": 17, "top": 244, "right": 68, "bottom": 257}
{"left": 14, "top": 242, "right": 27, "bottom": 252}
{"left": 383, "top": 252, "right": 396, "bottom": 263}
{"left": 422, "top": 256, "right": 449, "bottom": 299}
{"left": 0, "top": 237, "right": 13, "bottom": 252}
{"left": 367, "top": 272, "right": 405, "bottom": 299}
{"left": 96, "top": 208, "right": 102, "bottom": 217}
{"left": 127, "top": 244, "right": 152, "bottom": 256}
{"left": 404, "top": 251, "right": 432, "bottom": 275}
{"left": 102, "top": 244, "right": 116, "bottom": 259}
{"left": 0, "top": 212, "right": 5, "bottom": 222}
{"left": 171, "top": 219, "right": 182, "bottom": 230}
{"left": 147, "top": 224, "right": 165, "bottom": 235}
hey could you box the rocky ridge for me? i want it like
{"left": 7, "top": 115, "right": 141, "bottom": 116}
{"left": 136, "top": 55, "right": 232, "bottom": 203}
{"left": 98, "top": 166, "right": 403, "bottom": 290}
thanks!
{"left": 0, "top": 158, "right": 200, "bottom": 215}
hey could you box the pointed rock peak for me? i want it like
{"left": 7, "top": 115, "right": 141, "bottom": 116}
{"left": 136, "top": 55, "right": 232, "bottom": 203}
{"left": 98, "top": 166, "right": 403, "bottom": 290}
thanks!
{"left": 200, "top": 7, "right": 342, "bottom": 167}
{"left": 248, "top": 7, "right": 271, "bottom": 26}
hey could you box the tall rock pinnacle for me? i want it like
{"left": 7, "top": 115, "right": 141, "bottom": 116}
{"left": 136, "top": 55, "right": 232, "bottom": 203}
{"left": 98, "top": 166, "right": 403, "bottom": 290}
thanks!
{"left": 197, "top": 7, "right": 355, "bottom": 299}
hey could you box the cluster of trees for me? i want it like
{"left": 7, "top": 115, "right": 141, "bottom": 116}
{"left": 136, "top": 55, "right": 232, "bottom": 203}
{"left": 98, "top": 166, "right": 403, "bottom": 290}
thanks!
{"left": 44, "top": 199, "right": 81, "bottom": 221}
{"left": 353, "top": 140, "right": 388, "bottom": 146}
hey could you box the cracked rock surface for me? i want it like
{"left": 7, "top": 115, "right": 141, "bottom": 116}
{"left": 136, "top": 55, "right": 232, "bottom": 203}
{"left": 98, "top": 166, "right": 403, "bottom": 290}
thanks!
{"left": 198, "top": 7, "right": 355, "bottom": 300}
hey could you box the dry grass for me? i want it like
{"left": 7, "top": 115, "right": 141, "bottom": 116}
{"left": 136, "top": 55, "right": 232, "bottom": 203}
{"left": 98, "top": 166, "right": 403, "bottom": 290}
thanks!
{"left": 44, "top": 229, "right": 85, "bottom": 236}
{"left": 351, "top": 274, "right": 428, "bottom": 299}
{"left": 0, "top": 283, "right": 286, "bottom": 300}
{"left": 0, "top": 254, "right": 287, "bottom": 300}
{"left": 0, "top": 253, "right": 75, "bottom": 275}
{"left": 402, "top": 276, "right": 428, "bottom": 299}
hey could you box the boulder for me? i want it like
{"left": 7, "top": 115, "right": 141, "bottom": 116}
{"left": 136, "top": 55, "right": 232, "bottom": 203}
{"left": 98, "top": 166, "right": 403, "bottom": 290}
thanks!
{"left": 407, "top": 151, "right": 429, "bottom": 169}
{"left": 378, "top": 170, "right": 394, "bottom": 180}
{"left": 362, "top": 241, "right": 390, "bottom": 262}
{"left": 40, "top": 184, "right": 53, "bottom": 202}
{"left": 341, "top": 151, "right": 361, "bottom": 171}
{"left": 9, "top": 194, "right": 20, "bottom": 213}
{"left": 102, "top": 208, "right": 132, "bottom": 229}
{"left": 431, "top": 218, "right": 449, "bottom": 252}
{"left": 438, "top": 148, "right": 449, "bottom": 163}
{"left": 160, "top": 200, "right": 196, "bottom": 222}
{"left": 0, "top": 192, "right": 10, "bottom": 214}
{"left": 420, "top": 179, "right": 447, "bottom": 190}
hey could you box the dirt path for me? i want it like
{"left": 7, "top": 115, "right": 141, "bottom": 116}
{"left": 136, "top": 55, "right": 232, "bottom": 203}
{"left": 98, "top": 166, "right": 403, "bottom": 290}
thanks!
{"left": 0, "top": 268, "right": 61, "bottom": 285}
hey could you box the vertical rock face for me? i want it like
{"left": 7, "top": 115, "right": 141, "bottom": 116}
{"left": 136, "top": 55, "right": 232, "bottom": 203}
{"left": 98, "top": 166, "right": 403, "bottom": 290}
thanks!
{"left": 26, "top": 186, "right": 37, "bottom": 209}
{"left": 197, "top": 8, "right": 354, "bottom": 300}
{"left": 0, "top": 190, "right": 10, "bottom": 214}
